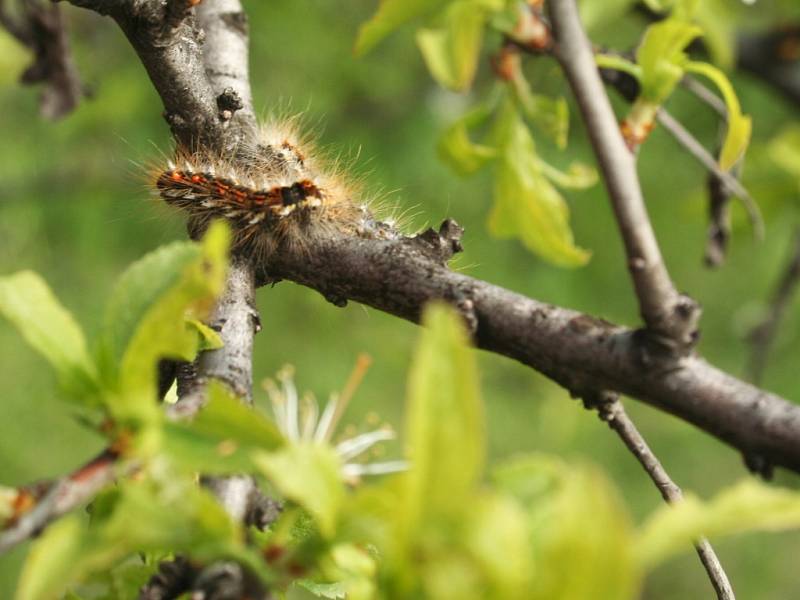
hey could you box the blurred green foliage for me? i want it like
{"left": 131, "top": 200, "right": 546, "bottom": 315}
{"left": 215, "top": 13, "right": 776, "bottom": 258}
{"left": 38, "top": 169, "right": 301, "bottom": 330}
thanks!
{"left": 1, "top": 0, "right": 800, "bottom": 597}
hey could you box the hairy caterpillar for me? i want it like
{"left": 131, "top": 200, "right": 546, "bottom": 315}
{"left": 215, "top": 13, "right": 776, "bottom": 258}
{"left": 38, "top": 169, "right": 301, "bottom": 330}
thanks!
{"left": 153, "top": 119, "right": 397, "bottom": 259}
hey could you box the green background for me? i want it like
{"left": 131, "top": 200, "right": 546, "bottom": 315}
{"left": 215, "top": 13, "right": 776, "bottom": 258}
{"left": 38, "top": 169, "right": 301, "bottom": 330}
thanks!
{"left": 1, "top": 1, "right": 799, "bottom": 597}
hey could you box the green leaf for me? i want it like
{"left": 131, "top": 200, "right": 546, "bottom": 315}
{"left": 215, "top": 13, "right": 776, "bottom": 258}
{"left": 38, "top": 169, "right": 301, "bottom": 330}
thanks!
{"left": 297, "top": 580, "right": 348, "bottom": 599}
{"left": 112, "top": 222, "right": 230, "bottom": 423}
{"left": 99, "top": 241, "right": 200, "bottom": 383}
{"left": 416, "top": 0, "right": 495, "bottom": 91}
{"left": 636, "top": 480, "right": 800, "bottom": 569}
{"left": 164, "top": 381, "right": 284, "bottom": 474}
{"left": 465, "top": 492, "right": 533, "bottom": 597}
{"left": 493, "top": 455, "right": 639, "bottom": 600}
{"left": 0, "top": 271, "right": 98, "bottom": 401}
{"left": 684, "top": 60, "right": 752, "bottom": 170}
{"left": 403, "top": 303, "right": 484, "bottom": 528}
{"left": 511, "top": 74, "right": 571, "bottom": 149}
{"left": 254, "top": 443, "right": 345, "bottom": 538}
{"left": 637, "top": 19, "right": 702, "bottom": 104}
{"left": 355, "top": 0, "right": 449, "bottom": 56}
{"left": 489, "top": 99, "right": 590, "bottom": 267}
{"left": 595, "top": 53, "right": 642, "bottom": 80}
{"left": 16, "top": 476, "right": 245, "bottom": 600}
{"left": 437, "top": 100, "right": 498, "bottom": 176}
{"left": 187, "top": 318, "right": 224, "bottom": 351}
{"left": 537, "top": 159, "right": 598, "bottom": 190}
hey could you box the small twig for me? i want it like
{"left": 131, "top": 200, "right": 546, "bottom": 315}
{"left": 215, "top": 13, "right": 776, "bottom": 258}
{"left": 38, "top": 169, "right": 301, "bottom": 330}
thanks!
{"left": 681, "top": 76, "right": 728, "bottom": 119}
{"left": 747, "top": 227, "right": 800, "bottom": 383}
{"left": 549, "top": 0, "right": 700, "bottom": 351}
{"left": 654, "top": 109, "right": 763, "bottom": 244}
{"left": 0, "top": 449, "right": 119, "bottom": 554}
{"left": 585, "top": 391, "right": 735, "bottom": 600}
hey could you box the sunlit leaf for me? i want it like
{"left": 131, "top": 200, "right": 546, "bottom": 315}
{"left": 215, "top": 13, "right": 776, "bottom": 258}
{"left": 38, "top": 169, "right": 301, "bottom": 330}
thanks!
{"left": 187, "top": 318, "right": 224, "bottom": 351}
{"left": 494, "top": 455, "right": 639, "bottom": 600}
{"left": 355, "top": 0, "right": 449, "bottom": 56}
{"left": 417, "top": 0, "right": 501, "bottom": 91}
{"left": 684, "top": 60, "right": 752, "bottom": 170}
{"left": 537, "top": 159, "right": 598, "bottom": 190}
{"left": 99, "top": 241, "right": 199, "bottom": 383}
{"left": 164, "top": 381, "right": 285, "bottom": 474}
{"left": 254, "top": 443, "right": 344, "bottom": 538}
{"left": 511, "top": 74, "right": 570, "bottom": 149}
{"left": 489, "top": 99, "right": 590, "bottom": 267}
{"left": 403, "top": 303, "right": 484, "bottom": 529}
{"left": 16, "top": 477, "right": 247, "bottom": 600}
{"left": 637, "top": 19, "right": 702, "bottom": 104}
{"left": 465, "top": 492, "right": 533, "bottom": 596}
{"left": 0, "top": 271, "right": 98, "bottom": 401}
{"left": 636, "top": 480, "right": 800, "bottom": 568}
{"left": 112, "top": 222, "right": 230, "bottom": 423}
{"left": 297, "top": 579, "right": 348, "bottom": 599}
{"left": 595, "top": 53, "right": 642, "bottom": 80}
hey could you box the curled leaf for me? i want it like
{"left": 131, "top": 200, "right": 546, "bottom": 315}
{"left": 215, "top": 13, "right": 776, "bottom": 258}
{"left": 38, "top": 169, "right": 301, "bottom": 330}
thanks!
{"left": 684, "top": 60, "right": 752, "bottom": 170}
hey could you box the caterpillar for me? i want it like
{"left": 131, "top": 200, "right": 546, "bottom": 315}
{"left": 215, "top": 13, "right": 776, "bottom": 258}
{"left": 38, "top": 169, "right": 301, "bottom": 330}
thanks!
{"left": 153, "top": 119, "right": 397, "bottom": 260}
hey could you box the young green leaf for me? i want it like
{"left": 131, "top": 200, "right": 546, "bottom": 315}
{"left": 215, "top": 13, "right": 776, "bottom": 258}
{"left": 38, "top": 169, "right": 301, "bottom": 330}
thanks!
{"left": 99, "top": 241, "right": 200, "bottom": 383}
{"left": 187, "top": 317, "right": 224, "bottom": 351}
{"left": 254, "top": 443, "right": 345, "bottom": 538}
{"left": 16, "top": 476, "right": 246, "bottom": 600}
{"left": 493, "top": 455, "right": 639, "bottom": 600}
{"left": 636, "top": 479, "right": 800, "bottom": 569}
{"left": 489, "top": 100, "right": 590, "bottom": 267}
{"left": 684, "top": 60, "right": 752, "bottom": 170}
{"left": 164, "top": 381, "right": 285, "bottom": 474}
{"left": 437, "top": 100, "right": 498, "bottom": 175}
{"left": 403, "top": 303, "right": 484, "bottom": 527}
{"left": 0, "top": 271, "right": 98, "bottom": 401}
{"left": 510, "top": 71, "right": 571, "bottom": 150}
{"left": 112, "top": 222, "right": 230, "bottom": 422}
{"left": 416, "top": 0, "right": 500, "bottom": 91}
{"left": 354, "top": 0, "right": 450, "bottom": 56}
{"left": 637, "top": 19, "right": 702, "bottom": 104}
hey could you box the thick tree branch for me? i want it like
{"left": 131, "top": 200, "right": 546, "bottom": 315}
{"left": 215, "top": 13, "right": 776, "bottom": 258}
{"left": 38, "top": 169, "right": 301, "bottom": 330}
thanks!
{"left": 549, "top": 0, "right": 700, "bottom": 350}
{"left": 259, "top": 221, "right": 800, "bottom": 475}
{"left": 585, "top": 391, "right": 735, "bottom": 600}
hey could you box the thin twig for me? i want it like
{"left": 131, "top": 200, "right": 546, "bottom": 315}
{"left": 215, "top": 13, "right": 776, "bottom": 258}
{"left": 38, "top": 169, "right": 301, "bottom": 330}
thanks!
{"left": 585, "top": 391, "right": 735, "bottom": 600}
{"left": 655, "top": 109, "right": 763, "bottom": 243}
{"left": 548, "top": 0, "right": 701, "bottom": 351}
{"left": 0, "top": 449, "right": 119, "bottom": 554}
{"left": 681, "top": 76, "right": 728, "bottom": 119}
{"left": 747, "top": 227, "right": 800, "bottom": 384}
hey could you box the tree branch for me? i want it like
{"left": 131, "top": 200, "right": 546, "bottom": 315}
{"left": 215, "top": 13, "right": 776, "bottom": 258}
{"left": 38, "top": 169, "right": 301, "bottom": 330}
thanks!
{"left": 260, "top": 220, "right": 800, "bottom": 475}
{"left": 584, "top": 391, "right": 735, "bottom": 600}
{"left": 0, "top": 449, "right": 119, "bottom": 554}
{"left": 549, "top": 0, "right": 700, "bottom": 350}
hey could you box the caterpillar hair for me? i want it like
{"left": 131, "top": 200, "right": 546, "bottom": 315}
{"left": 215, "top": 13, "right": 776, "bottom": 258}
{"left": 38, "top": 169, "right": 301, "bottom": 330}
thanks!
{"left": 152, "top": 118, "right": 398, "bottom": 261}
